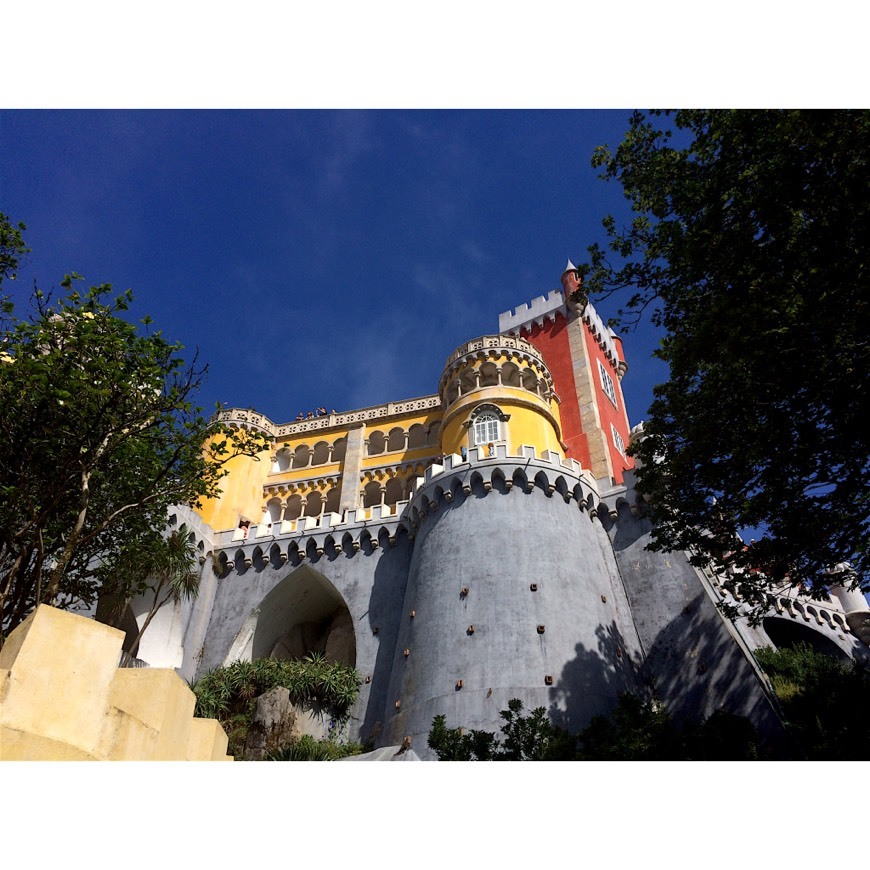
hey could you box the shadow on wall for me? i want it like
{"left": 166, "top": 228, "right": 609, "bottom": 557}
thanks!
{"left": 641, "top": 592, "right": 787, "bottom": 754}
{"left": 608, "top": 502, "right": 787, "bottom": 751}
{"left": 357, "top": 529, "right": 413, "bottom": 748}
{"left": 548, "top": 621, "right": 646, "bottom": 732}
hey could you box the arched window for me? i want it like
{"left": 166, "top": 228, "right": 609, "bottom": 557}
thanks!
{"left": 473, "top": 412, "right": 500, "bottom": 445}
{"left": 468, "top": 403, "right": 510, "bottom": 447}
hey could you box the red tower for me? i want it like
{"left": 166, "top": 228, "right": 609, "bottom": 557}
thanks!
{"left": 499, "top": 261, "right": 634, "bottom": 484}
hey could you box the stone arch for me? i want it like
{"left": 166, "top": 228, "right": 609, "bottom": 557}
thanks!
{"left": 274, "top": 448, "right": 292, "bottom": 473}
{"left": 248, "top": 565, "right": 356, "bottom": 666}
{"left": 304, "top": 490, "right": 323, "bottom": 518}
{"left": 445, "top": 379, "right": 460, "bottom": 405}
{"left": 534, "top": 470, "right": 554, "bottom": 496}
{"left": 265, "top": 498, "right": 283, "bottom": 524}
{"left": 491, "top": 466, "right": 510, "bottom": 494}
{"left": 363, "top": 479, "right": 384, "bottom": 508}
{"left": 312, "top": 440, "right": 330, "bottom": 466}
{"left": 427, "top": 420, "right": 441, "bottom": 447}
{"left": 501, "top": 360, "right": 522, "bottom": 388}
{"left": 341, "top": 531, "right": 356, "bottom": 555}
{"left": 387, "top": 426, "right": 405, "bottom": 452}
{"left": 284, "top": 494, "right": 304, "bottom": 521}
{"left": 269, "top": 543, "right": 287, "bottom": 569}
{"left": 384, "top": 475, "right": 405, "bottom": 506}
{"left": 291, "top": 444, "right": 310, "bottom": 470}
{"left": 459, "top": 366, "right": 477, "bottom": 394}
{"left": 512, "top": 467, "right": 531, "bottom": 493}
{"left": 469, "top": 469, "right": 487, "bottom": 496}
{"left": 367, "top": 430, "right": 386, "bottom": 456}
{"left": 479, "top": 360, "right": 499, "bottom": 387}
{"left": 521, "top": 367, "right": 539, "bottom": 394}
{"left": 408, "top": 423, "right": 427, "bottom": 450}
{"left": 324, "top": 487, "right": 340, "bottom": 516}
{"left": 216, "top": 551, "right": 230, "bottom": 576}
{"left": 761, "top": 617, "right": 851, "bottom": 663}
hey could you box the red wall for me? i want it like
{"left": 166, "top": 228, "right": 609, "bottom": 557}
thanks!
{"left": 522, "top": 313, "right": 633, "bottom": 484}
{"left": 522, "top": 315, "right": 591, "bottom": 469}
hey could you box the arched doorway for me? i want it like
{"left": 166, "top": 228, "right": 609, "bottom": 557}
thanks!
{"left": 250, "top": 565, "right": 356, "bottom": 667}
{"left": 761, "top": 617, "right": 851, "bottom": 663}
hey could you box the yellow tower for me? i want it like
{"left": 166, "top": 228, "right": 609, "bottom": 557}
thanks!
{"left": 438, "top": 334, "right": 565, "bottom": 459}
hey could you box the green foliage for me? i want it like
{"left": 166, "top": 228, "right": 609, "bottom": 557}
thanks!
{"left": 580, "top": 110, "right": 870, "bottom": 613}
{"left": 0, "top": 268, "right": 271, "bottom": 637}
{"left": 428, "top": 699, "right": 575, "bottom": 761}
{"left": 754, "top": 643, "right": 870, "bottom": 759}
{"left": 429, "top": 695, "right": 762, "bottom": 760}
{"left": 497, "top": 698, "right": 561, "bottom": 760}
{"left": 427, "top": 714, "right": 498, "bottom": 760}
{"left": 0, "top": 211, "right": 29, "bottom": 287}
{"left": 577, "top": 694, "right": 682, "bottom": 760}
{"left": 191, "top": 654, "right": 362, "bottom": 758}
{"left": 267, "top": 734, "right": 366, "bottom": 761}
{"left": 97, "top": 522, "right": 200, "bottom": 656}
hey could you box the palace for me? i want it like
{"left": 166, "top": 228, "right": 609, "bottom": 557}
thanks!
{"left": 119, "top": 262, "right": 870, "bottom": 757}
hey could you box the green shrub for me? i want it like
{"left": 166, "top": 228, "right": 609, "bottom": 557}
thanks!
{"left": 191, "top": 653, "right": 361, "bottom": 758}
{"left": 754, "top": 643, "right": 870, "bottom": 759}
{"left": 267, "top": 735, "right": 366, "bottom": 761}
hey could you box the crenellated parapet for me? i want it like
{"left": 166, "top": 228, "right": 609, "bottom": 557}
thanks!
{"left": 498, "top": 289, "right": 566, "bottom": 334}
{"left": 438, "top": 334, "right": 555, "bottom": 406}
{"left": 203, "top": 443, "right": 612, "bottom": 575}
{"left": 406, "top": 445, "right": 601, "bottom": 534}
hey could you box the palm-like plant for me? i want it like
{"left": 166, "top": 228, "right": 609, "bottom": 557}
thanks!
{"left": 103, "top": 522, "right": 199, "bottom": 660}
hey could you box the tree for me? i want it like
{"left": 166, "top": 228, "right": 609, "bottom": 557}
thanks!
{"left": 95, "top": 522, "right": 200, "bottom": 660}
{"left": 0, "top": 251, "right": 271, "bottom": 639}
{"left": 0, "top": 211, "right": 29, "bottom": 285}
{"left": 754, "top": 643, "right": 870, "bottom": 759}
{"left": 579, "top": 110, "right": 870, "bottom": 613}
{"left": 427, "top": 695, "right": 761, "bottom": 760}
{"left": 427, "top": 699, "right": 575, "bottom": 761}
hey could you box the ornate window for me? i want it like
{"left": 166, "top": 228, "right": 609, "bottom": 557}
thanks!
{"left": 474, "top": 412, "right": 500, "bottom": 445}
{"left": 611, "top": 424, "right": 626, "bottom": 458}
{"left": 598, "top": 360, "right": 618, "bottom": 408}
{"left": 467, "top": 403, "right": 510, "bottom": 447}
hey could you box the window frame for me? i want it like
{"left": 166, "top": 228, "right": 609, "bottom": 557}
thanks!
{"left": 473, "top": 412, "right": 501, "bottom": 446}
{"left": 611, "top": 423, "right": 626, "bottom": 458}
{"left": 598, "top": 360, "right": 618, "bottom": 408}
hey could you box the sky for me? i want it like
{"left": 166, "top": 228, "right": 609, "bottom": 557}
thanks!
{"left": 4, "top": 5, "right": 862, "bottom": 857}
{"left": 1, "top": 109, "right": 669, "bottom": 428}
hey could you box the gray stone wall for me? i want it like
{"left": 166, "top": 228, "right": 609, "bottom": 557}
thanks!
{"left": 383, "top": 466, "right": 646, "bottom": 757}
{"left": 609, "top": 503, "right": 786, "bottom": 749}
{"left": 192, "top": 534, "right": 413, "bottom": 746}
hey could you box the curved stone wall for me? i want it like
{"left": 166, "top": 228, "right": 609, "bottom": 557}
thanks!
{"left": 382, "top": 457, "right": 645, "bottom": 755}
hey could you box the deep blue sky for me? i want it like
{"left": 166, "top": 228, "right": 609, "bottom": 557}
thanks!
{"left": 1, "top": 110, "right": 667, "bottom": 427}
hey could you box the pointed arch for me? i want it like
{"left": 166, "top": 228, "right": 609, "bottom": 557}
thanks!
{"left": 250, "top": 565, "right": 356, "bottom": 666}
{"left": 534, "top": 470, "right": 554, "bottom": 496}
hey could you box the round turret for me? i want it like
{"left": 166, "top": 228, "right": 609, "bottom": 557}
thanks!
{"left": 437, "top": 334, "right": 564, "bottom": 459}
{"left": 381, "top": 450, "right": 646, "bottom": 755}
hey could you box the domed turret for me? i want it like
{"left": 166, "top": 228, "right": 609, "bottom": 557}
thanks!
{"left": 437, "top": 334, "right": 565, "bottom": 459}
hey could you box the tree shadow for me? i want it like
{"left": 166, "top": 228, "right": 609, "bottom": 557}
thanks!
{"left": 548, "top": 621, "right": 646, "bottom": 732}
